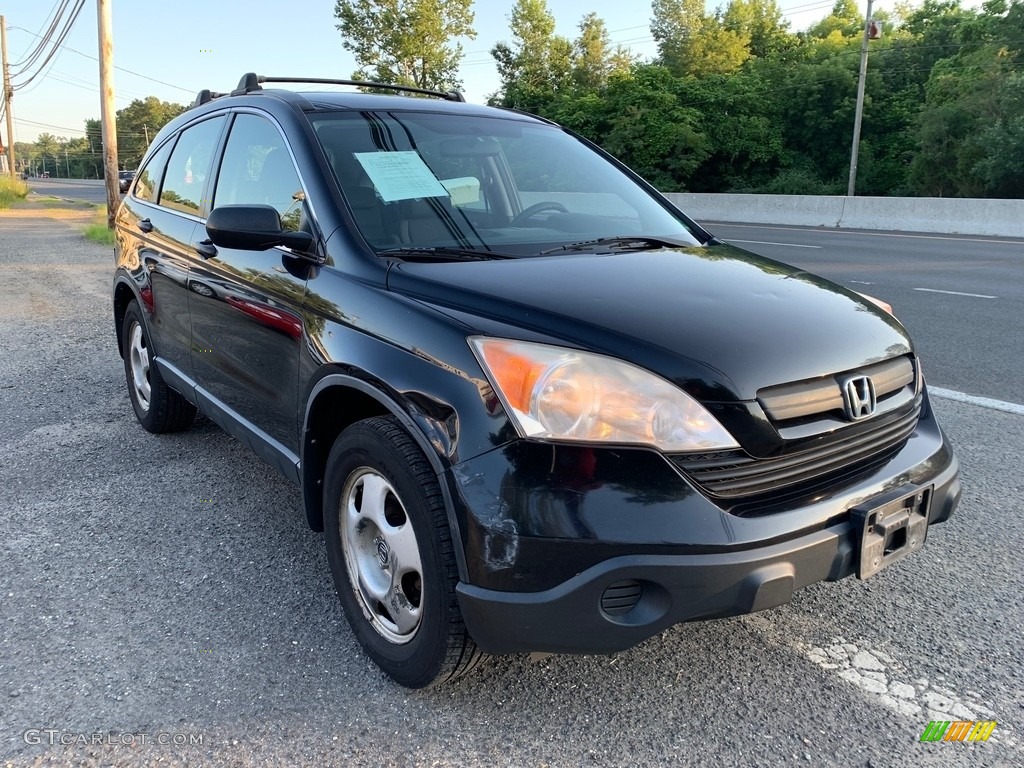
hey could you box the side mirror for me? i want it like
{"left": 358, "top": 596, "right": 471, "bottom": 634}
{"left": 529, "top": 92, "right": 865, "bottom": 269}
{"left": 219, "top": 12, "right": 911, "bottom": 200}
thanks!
{"left": 206, "top": 204, "right": 313, "bottom": 253}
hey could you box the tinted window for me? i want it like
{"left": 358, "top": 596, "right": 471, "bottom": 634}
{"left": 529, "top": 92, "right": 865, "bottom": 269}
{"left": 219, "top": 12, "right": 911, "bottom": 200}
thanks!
{"left": 160, "top": 117, "right": 225, "bottom": 215}
{"left": 213, "top": 114, "right": 304, "bottom": 231}
{"left": 133, "top": 140, "right": 173, "bottom": 203}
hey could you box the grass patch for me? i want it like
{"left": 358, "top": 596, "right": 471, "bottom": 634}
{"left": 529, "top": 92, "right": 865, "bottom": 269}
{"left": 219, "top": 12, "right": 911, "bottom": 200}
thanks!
{"left": 0, "top": 176, "right": 30, "bottom": 209}
{"left": 84, "top": 214, "right": 116, "bottom": 245}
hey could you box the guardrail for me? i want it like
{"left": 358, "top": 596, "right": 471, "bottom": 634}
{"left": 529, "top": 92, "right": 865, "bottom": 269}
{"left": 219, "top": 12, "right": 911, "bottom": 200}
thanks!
{"left": 663, "top": 193, "right": 1024, "bottom": 238}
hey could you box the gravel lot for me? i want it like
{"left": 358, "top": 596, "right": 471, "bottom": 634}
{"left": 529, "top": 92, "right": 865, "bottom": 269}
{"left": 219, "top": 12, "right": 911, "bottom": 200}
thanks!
{"left": 1, "top": 207, "right": 1021, "bottom": 767}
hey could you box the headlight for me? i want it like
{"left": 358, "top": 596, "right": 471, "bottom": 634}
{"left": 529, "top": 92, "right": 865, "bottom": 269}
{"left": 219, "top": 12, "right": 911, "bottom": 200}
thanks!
{"left": 469, "top": 337, "right": 738, "bottom": 452}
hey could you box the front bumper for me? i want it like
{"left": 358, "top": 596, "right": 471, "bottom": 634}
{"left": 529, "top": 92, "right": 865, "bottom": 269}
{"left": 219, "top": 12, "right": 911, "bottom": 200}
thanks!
{"left": 456, "top": 453, "right": 959, "bottom": 655}
{"left": 448, "top": 392, "right": 960, "bottom": 655}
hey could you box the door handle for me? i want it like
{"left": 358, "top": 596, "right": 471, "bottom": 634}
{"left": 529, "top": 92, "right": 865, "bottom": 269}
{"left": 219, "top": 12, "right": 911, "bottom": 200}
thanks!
{"left": 137, "top": 218, "right": 153, "bottom": 233}
{"left": 193, "top": 239, "right": 217, "bottom": 259}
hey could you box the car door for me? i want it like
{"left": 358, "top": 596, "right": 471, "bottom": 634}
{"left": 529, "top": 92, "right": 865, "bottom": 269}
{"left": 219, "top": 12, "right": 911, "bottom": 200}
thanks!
{"left": 117, "top": 116, "right": 227, "bottom": 378}
{"left": 187, "top": 111, "right": 312, "bottom": 454}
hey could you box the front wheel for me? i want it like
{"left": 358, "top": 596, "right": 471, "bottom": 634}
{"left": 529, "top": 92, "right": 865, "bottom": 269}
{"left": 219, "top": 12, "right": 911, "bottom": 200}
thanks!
{"left": 324, "top": 416, "right": 483, "bottom": 688}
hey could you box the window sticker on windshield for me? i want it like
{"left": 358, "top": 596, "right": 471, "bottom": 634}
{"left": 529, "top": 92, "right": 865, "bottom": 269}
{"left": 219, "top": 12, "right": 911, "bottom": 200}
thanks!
{"left": 353, "top": 151, "right": 449, "bottom": 202}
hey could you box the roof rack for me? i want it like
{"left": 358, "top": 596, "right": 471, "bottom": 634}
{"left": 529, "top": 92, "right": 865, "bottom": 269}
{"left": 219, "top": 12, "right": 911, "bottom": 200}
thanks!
{"left": 233, "top": 73, "right": 466, "bottom": 102}
{"left": 191, "top": 73, "right": 467, "bottom": 111}
{"left": 191, "top": 89, "right": 227, "bottom": 108}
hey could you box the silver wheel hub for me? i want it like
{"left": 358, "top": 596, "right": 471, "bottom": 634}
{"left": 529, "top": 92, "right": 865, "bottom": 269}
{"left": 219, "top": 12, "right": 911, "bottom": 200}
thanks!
{"left": 128, "top": 322, "right": 151, "bottom": 412}
{"left": 339, "top": 468, "right": 423, "bottom": 645}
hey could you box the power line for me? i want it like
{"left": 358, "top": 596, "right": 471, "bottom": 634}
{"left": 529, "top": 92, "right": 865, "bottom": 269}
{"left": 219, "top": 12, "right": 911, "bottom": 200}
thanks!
{"left": 6, "top": 24, "right": 193, "bottom": 94}
{"left": 11, "top": 0, "right": 69, "bottom": 68}
{"left": 14, "top": 116, "right": 150, "bottom": 139}
{"left": 11, "top": 0, "right": 85, "bottom": 89}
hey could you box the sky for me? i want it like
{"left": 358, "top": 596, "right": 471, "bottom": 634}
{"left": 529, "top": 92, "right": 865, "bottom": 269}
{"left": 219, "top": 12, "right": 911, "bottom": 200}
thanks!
{"left": 2, "top": 0, "right": 845, "bottom": 145}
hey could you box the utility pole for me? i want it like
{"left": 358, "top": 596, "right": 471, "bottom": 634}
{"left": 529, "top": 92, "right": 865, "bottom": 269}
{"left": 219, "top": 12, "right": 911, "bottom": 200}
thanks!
{"left": 847, "top": 0, "right": 874, "bottom": 197}
{"left": 65, "top": 147, "right": 70, "bottom": 177}
{"left": 143, "top": 123, "right": 148, "bottom": 145}
{"left": 97, "top": 0, "right": 119, "bottom": 226}
{"left": 1, "top": 15, "right": 17, "bottom": 178}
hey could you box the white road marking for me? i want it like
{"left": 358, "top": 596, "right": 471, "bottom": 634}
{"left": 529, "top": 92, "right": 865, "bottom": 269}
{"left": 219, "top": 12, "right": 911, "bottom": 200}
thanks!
{"left": 913, "top": 287, "right": 997, "bottom": 299}
{"left": 708, "top": 222, "right": 1024, "bottom": 245}
{"left": 725, "top": 238, "right": 821, "bottom": 249}
{"left": 929, "top": 387, "right": 1024, "bottom": 416}
{"left": 849, "top": 280, "right": 874, "bottom": 285}
{"left": 796, "top": 638, "right": 1015, "bottom": 746}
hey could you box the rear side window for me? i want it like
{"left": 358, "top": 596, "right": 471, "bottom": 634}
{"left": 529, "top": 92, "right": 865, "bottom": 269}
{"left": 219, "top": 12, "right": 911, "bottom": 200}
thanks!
{"left": 213, "top": 114, "right": 304, "bottom": 231}
{"left": 133, "top": 140, "right": 173, "bottom": 203}
{"left": 159, "top": 117, "right": 225, "bottom": 215}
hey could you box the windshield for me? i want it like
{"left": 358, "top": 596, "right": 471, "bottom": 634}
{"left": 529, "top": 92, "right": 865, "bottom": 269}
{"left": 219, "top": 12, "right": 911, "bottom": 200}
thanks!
{"left": 311, "top": 111, "right": 703, "bottom": 256}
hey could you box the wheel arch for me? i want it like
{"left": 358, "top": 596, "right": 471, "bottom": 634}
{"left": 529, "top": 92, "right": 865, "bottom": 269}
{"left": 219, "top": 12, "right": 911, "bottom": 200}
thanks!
{"left": 112, "top": 278, "right": 141, "bottom": 358}
{"left": 301, "top": 373, "right": 468, "bottom": 581}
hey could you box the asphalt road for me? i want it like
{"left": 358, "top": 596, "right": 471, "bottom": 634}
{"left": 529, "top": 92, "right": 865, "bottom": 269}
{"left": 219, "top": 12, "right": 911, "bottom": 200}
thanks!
{"left": 27, "top": 178, "right": 111, "bottom": 204}
{"left": 1, "top": 211, "right": 1021, "bottom": 767}
{"left": 704, "top": 222, "right": 1024, "bottom": 405}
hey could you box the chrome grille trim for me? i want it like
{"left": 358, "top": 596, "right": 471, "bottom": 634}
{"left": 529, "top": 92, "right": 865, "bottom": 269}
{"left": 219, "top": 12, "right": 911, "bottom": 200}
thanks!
{"left": 757, "top": 356, "right": 915, "bottom": 423}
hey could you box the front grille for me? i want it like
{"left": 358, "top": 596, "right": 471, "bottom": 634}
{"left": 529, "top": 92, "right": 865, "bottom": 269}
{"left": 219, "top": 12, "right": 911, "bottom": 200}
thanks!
{"left": 670, "top": 355, "right": 923, "bottom": 512}
{"left": 672, "top": 399, "right": 921, "bottom": 501}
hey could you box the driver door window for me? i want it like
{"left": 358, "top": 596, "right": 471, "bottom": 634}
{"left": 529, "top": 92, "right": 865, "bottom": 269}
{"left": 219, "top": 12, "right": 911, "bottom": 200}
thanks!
{"left": 213, "top": 114, "right": 305, "bottom": 231}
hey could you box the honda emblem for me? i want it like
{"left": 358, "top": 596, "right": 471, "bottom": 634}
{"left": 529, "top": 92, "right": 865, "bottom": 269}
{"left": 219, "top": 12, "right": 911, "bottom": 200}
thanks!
{"left": 842, "top": 376, "right": 876, "bottom": 420}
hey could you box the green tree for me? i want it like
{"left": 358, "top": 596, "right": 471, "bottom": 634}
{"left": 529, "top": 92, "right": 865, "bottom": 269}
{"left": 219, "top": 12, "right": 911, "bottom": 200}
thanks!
{"left": 600, "top": 65, "right": 710, "bottom": 189}
{"left": 722, "top": 0, "right": 796, "bottom": 58}
{"left": 906, "top": 0, "right": 1024, "bottom": 196}
{"left": 972, "top": 73, "right": 1024, "bottom": 196}
{"left": 572, "top": 13, "right": 616, "bottom": 90}
{"left": 491, "top": 0, "right": 572, "bottom": 109}
{"left": 334, "top": 0, "right": 476, "bottom": 91}
{"left": 679, "top": 72, "right": 788, "bottom": 191}
{"left": 805, "top": 0, "right": 863, "bottom": 39}
{"left": 33, "top": 133, "right": 61, "bottom": 177}
{"left": 115, "top": 97, "right": 186, "bottom": 169}
{"left": 652, "top": 0, "right": 751, "bottom": 76}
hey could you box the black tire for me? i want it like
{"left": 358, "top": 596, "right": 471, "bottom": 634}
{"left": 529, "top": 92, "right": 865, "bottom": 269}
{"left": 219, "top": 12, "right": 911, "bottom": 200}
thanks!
{"left": 121, "top": 301, "right": 196, "bottom": 433}
{"left": 324, "top": 415, "right": 483, "bottom": 688}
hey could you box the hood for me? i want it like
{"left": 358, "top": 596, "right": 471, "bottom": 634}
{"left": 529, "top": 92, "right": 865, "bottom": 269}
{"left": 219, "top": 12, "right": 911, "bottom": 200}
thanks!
{"left": 387, "top": 243, "right": 912, "bottom": 402}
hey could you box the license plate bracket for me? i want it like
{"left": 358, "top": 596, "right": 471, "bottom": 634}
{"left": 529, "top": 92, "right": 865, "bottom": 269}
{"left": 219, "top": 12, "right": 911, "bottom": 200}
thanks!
{"left": 852, "top": 485, "right": 932, "bottom": 579}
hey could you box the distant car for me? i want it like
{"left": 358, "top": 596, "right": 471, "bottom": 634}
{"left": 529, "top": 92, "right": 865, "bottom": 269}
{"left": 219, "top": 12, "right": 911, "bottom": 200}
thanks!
{"left": 118, "top": 170, "right": 135, "bottom": 193}
{"left": 40, "top": 171, "right": 50, "bottom": 178}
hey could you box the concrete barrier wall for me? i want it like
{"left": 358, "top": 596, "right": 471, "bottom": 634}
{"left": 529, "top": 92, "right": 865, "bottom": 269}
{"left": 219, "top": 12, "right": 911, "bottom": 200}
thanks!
{"left": 663, "top": 193, "right": 1024, "bottom": 238}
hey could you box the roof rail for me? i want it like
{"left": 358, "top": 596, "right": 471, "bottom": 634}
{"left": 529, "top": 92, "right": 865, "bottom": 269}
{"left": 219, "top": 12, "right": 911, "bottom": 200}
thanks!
{"left": 254, "top": 74, "right": 465, "bottom": 102}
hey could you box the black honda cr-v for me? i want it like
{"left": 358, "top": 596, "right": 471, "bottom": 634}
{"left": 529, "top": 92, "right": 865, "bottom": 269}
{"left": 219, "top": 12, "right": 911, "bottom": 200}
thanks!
{"left": 112, "top": 73, "right": 960, "bottom": 688}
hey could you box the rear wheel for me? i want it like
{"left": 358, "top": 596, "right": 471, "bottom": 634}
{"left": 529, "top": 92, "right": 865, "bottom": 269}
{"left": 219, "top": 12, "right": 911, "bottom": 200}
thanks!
{"left": 121, "top": 302, "right": 195, "bottom": 433}
{"left": 324, "top": 415, "right": 483, "bottom": 688}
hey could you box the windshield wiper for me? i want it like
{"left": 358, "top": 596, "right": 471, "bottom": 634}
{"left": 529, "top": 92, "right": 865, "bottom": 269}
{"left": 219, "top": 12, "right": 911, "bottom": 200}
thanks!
{"left": 377, "top": 246, "right": 515, "bottom": 262}
{"left": 539, "top": 236, "right": 692, "bottom": 255}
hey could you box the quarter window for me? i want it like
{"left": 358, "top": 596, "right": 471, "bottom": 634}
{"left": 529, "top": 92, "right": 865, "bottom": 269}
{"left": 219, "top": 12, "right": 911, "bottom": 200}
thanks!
{"left": 159, "top": 117, "right": 225, "bottom": 215}
{"left": 213, "top": 114, "right": 305, "bottom": 232}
